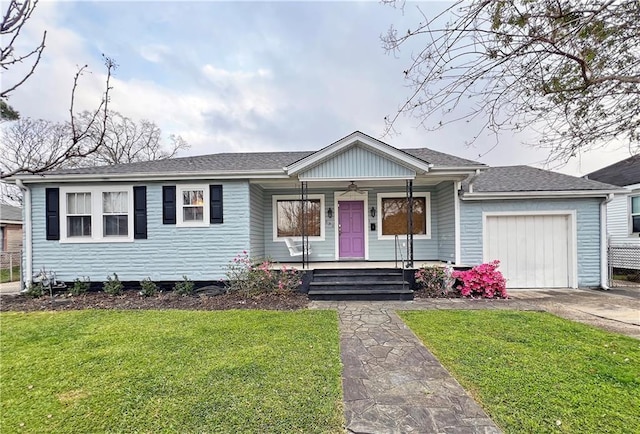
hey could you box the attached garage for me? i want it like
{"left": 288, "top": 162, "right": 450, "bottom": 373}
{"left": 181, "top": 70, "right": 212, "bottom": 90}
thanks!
{"left": 458, "top": 165, "right": 626, "bottom": 290}
{"left": 483, "top": 212, "right": 576, "bottom": 288}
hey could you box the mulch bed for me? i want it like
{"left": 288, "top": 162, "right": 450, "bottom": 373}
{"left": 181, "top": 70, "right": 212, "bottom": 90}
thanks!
{"left": 0, "top": 290, "right": 309, "bottom": 312}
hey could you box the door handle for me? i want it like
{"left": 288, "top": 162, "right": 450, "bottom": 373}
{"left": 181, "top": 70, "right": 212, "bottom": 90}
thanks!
{"left": 338, "top": 224, "right": 342, "bottom": 235}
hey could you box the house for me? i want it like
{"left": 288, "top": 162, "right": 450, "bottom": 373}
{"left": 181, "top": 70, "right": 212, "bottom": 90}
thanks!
{"left": 586, "top": 154, "right": 640, "bottom": 271}
{"left": 10, "top": 131, "right": 624, "bottom": 291}
{"left": 0, "top": 204, "right": 23, "bottom": 269}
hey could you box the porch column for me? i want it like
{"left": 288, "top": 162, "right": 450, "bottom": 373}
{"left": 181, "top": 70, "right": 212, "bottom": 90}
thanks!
{"left": 406, "top": 179, "right": 414, "bottom": 267}
{"left": 300, "top": 181, "right": 308, "bottom": 269}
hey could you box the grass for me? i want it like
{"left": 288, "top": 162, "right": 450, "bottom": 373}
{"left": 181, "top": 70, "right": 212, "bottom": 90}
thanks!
{"left": 398, "top": 310, "right": 640, "bottom": 434}
{"left": 0, "top": 265, "right": 20, "bottom": 283}
{"left": 0, "top": 309, "right": 343, "bottom": 433}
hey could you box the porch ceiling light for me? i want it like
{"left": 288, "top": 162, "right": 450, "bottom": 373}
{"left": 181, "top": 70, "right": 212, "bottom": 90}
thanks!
{"left": 370, "top": 207, "right": 376, "bottom": 218}
{"left": 327, "top": 207, "right": 333, "bottom": 219}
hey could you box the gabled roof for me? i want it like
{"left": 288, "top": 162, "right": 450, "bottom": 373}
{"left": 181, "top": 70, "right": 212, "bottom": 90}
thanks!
{"left": 0, "top": 204, "right": 22, "bottom": 223}
{"left": 12, "top": 131, "right": 485, "bottom": 181}
{"left": 461, "top": 165, "right": 624, "bottom": 199}
{"left": 585, "top": 154, "right": 640, "bottom": 187}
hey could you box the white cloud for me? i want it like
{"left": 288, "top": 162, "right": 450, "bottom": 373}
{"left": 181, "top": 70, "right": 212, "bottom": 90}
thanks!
{"left": 139, "top": 44, "right": 170, "bottom": 63}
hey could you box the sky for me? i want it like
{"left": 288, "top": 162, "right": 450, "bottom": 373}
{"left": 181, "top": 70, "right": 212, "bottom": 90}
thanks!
{"left": 2, "top": 0, "right": 635, "bottom": 177}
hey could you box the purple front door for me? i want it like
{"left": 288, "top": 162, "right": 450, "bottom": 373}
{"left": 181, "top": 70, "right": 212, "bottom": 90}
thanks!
{"left": 338, "top": 201, "right": 365, "bottom": 259}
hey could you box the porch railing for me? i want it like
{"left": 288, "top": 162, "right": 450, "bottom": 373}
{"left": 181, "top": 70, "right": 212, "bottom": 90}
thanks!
{"left": 394, "top": 235, "right": 405, "bottom": 269}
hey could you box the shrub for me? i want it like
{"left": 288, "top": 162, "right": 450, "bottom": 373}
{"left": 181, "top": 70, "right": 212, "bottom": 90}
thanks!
{"left": 103, "top": 273, "right": 124, "bottom": 296}
{"left": 453, "top": 260, "right": 508, "bottom": 299}
{"left": 139, "top": 277, "right": 158, "bottom": 297}
{"left": 24, "top": 282, "right": 44, "bottom": 298}
{"left": 70, "top": 277, "right": 90, "bottom": 296}
{"left": 225, "top": 251, "right": 302, "bottom": 297}
{"left": 414, "top": 264, "right": 458, "bottom": 297}
{"left": 173, "top": 275, "right": 195, "bottom": 296}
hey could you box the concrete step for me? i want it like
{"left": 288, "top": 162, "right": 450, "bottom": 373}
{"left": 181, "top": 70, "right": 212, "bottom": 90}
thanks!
{"left": 308, "top": 288, "right": 414, "bottom": 301}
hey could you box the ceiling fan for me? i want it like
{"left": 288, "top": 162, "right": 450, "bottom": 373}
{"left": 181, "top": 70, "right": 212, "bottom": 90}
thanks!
{"left": 340, "top": 181, "right": 369, "bottom": 196}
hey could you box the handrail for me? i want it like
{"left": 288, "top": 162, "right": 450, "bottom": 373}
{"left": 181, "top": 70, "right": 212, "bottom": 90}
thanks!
{"left": 394, "top": 234, "right": 405, "bottom": 269}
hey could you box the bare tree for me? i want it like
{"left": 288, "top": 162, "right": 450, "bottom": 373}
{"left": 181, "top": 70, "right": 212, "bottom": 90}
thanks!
{"left": 1, "top": 110, "right": 189, "bottom": 180}
{"left": 382, "top": 0, "right": 640, "bottom": 163}
{"left": 0, "top": 57, "right": 116, "bottom": 179}
{"left": 1, "top": 0, "right": 45, "bottom": 101}
{"left": 72, "top": 110, "right": 189, "bottom": 167}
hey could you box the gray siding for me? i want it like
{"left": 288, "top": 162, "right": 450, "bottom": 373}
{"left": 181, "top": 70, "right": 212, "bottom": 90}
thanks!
{"left": 459, "top": 198, "right": 602, "bottom": 287}
{"left": 249, "top": 184, "right": 265, "bottom": 258}
{"left": 300, "top": 145, "right": 415, "bottom": 179}
{"left": 435, "top": 182, "right": 455, "bottom": 262}
{"left": 30, "top": 181, "right": 251, "bottom": 281}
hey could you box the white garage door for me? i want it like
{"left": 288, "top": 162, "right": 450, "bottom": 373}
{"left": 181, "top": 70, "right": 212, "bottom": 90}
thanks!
{"left": 484, "top": 214, "right": 573, "bottom": 288}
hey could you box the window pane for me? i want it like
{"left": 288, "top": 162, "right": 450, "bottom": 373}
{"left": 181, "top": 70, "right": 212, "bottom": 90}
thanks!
{"left": 277, "top": 199, "right": 320, "bottom": 237}
{"left": 633, "top": 216, "right": 640, "bottom": 233}
{"left": 104, "top": 215, "right": 128, "bottom": 236}
{"left": 381, "top": 197, "right": 426, "bottom": 235}
{"left": 632, "top": 196, "right": 640, "bottom": 214}
{"left": 103, "top": 192, "right": 128, "bottom": 213}
{"left": 67, "top": 192, "right": 91, "bottom": 215}
{"left": 183, "top": 190, "right": 204, "bottom": 206}
{"left": 183, "top": 206, "right": 204, "bottom": 222}
{"left": 67, "top": 216, "right": 91, "bottom": 237}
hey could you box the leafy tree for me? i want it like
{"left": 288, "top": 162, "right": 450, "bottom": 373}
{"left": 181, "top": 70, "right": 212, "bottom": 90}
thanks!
{"left": 382, "top": 0, "right": 640, "bottom": 162}
{"left": 1, "top": 100, "right": 20, "bottom": 120}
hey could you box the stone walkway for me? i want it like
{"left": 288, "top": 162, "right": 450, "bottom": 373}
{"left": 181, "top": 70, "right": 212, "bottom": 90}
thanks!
{"left": 336, "top": 303, "right": 502, "bottom": 434}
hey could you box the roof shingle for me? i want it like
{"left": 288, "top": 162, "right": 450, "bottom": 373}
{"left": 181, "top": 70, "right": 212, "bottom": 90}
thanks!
{"left": 585, "top": 154, "right": 640, "bottom": 187}
{"left": 463, "top": 165, "right": 620, "bottom": 192}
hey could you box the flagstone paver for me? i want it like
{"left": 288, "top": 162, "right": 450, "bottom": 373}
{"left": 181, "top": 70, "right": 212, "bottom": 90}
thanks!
{"left": 336, "top": 302, "right": 502, "bottom": 434}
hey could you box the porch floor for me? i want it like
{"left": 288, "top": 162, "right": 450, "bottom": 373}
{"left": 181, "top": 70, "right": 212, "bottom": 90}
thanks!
{"left": 277, "top": 261, "right": 447, "bottom": 270}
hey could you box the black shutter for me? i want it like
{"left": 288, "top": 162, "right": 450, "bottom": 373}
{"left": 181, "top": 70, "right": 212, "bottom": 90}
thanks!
{"left": 210, "top": 185, "right": 223, "bottom": 224}
{"left": 45, "top": 188, "right": 60, "bottom": 240}
{"left": 162, "top": 186, "right": 176, "bottom": 224}
{"left": 133, "top": 186, "right": 147, "bottom": 239}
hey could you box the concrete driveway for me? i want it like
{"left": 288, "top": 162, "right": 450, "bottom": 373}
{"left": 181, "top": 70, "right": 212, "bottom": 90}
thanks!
{"left": 510, "top": 288, "right": 640, "bottom": 339}
{"left": 0, "top": 281, "right": 21, "bottom": 295}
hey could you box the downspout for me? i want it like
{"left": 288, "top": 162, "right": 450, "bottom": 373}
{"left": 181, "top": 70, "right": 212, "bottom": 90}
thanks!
{"left": 15, "top": 179, "right": 32, "bottom": 289}
{"left": 454, "top": 181, "right": 461, "bottom": 265}
{"left": 600, "top": 193, "right": 614, "bottom": 290}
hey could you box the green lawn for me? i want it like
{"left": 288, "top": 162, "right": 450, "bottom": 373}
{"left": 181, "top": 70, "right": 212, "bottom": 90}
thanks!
{"left": 399, "top": 310, "right": 640, "bottom": 434}
{"left": 1, "top": 310, "right": 343, "bottom": 433}
{"left": 0, "top": 265, "right": 20, "bottom": 283}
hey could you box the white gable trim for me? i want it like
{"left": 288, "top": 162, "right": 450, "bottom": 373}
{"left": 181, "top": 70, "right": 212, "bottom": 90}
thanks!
{"left": 285, "top": 131, "right": 433, "bottom": 176}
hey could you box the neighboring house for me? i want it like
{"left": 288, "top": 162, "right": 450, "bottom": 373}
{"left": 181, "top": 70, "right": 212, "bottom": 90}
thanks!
{"left": 9, "top": 131, "right": 624, "bottom": 289}
{"left": 0, "top": 204, "right": 23, "bottom": 268}
{"left": 586, "top": 154, "right": 640, "bottom": 270}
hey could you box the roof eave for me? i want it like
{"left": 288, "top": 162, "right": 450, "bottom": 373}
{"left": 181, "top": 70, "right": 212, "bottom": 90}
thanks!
{"left": 11, "top": 169, "right": 288, "bottom": 183}
{"left": 461, "top": 189, "right": 626, "bottom": 200}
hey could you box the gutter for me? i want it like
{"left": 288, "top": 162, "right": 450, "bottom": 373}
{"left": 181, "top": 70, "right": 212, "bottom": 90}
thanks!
{"left": 600, "top": 193, "right": 614, "bottom": 290}
{"left": 460, "top": 189, "right": 626, "bottom": 200}
{"left": 15, "top": 179, "right": 31, "bottom": 290}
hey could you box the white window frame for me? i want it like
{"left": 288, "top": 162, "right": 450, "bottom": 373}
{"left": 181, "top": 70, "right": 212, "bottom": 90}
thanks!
{"left": 272, "top": 194, "right": 325, "bottom": 241}
{"left": 60, "top": 186, "right": 134, "bottom": 243}
{"left": 177, "top": 184, "right": 210, "bottom": 228}
{"left": 630, "top": 194, "right": 640, "bottom": 234}
{"left": 376, "top": 192, "right": 431, "bottom": 240}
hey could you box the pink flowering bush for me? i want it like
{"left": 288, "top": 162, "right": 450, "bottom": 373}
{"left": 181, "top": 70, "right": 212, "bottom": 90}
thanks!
{"left": 225, "top": 251, "right": 302, "bottom": 297}
{"left": 452, "top": 260, "right": 508, "bottom": 299}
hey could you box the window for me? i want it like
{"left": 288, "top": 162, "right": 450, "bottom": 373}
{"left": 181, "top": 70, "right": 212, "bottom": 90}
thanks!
{"left": 631, "top": 196, "right": 640, "bottom": 233}
{"left": 177, "top": 185, "right": 209, "bottom": 227}
{"left": 103, "top": 192, "right": 128, "bottom": 237}
{"left": 0, "top": 226, "right": 4, "bottom": 251}
{"left": 66, "top": 192, "right": 92, "bottom": 237}
{"left": 377, "top": 192, "right": 431, "bottom": 239}
{"left": 272, "top": 194, "right": 324, "bottom": 240}
{"left": 60, "top": 187, "right": 133, "bottom": 243}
